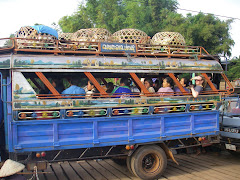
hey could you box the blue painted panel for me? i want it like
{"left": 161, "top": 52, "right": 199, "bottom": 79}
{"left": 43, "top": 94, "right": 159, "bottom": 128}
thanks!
{"left": 8, "top": 111, "right": 219, "bottom": 152}
{"left": 58, "top": 122, "right": 93, "bottom": 135}
{"left": 16, "top": 124, "right": 53, "bottom": 148}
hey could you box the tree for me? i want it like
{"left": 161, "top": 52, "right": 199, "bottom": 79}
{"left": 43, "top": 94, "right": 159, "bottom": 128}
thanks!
{"left": 58, "top": 0, "right": 234, "bottom": 57}
{"left": 4, "top": 34, "right": 15, "bottom": 47}
{"left": 227, "top": 56, "right": 240, "bottom": 80}
{"left": 185, "top": 13, "right": 234, "bottom": 57}
{"left": 58, "top": 0, "right": 178, "bottom": 34}
{"left": 161, "top": 12, "right": 234, "bottom": 56}
{"left": 59, "top": 4, "right": 93, "bottom": 33}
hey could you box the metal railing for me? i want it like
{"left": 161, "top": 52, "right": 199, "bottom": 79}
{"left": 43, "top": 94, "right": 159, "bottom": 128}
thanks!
{"left": 0, "top": 38, "right": 214, "bottom": 59}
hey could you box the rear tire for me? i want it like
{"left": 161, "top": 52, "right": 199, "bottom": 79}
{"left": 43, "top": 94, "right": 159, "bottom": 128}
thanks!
{"left": 130, "top": 145, "right": 167, "bottom": 180}
{"left": 126, "top": 156, "right": 134, "bottom": 175}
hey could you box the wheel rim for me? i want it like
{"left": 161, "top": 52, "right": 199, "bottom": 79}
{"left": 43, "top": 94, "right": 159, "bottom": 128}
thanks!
{"left": 142, "top": 153, "right": 160, "bottom": 173}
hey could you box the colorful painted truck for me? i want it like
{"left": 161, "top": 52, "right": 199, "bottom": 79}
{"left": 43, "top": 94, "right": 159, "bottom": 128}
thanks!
{"left": 0, "top": 35, "right": 233, "bottom": 179}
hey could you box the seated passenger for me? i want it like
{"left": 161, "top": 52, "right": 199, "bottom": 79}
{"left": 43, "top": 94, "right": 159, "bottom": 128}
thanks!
{"left": 204, "top": 73, "right": 217, "bottom": 91}
{"left": 190, "top": 75, "right": 204, "bottom": 98}
{"left": 112, "top": 78, "right": 132, "bottom": 98}
{"left": 106, "top": 82, "right": 114, "bottom": 93}
{"left": 62, "top": 79, "right": 85, "bottom": 97}
{"left": 50, "top": 78, "right": 64, "bottom": 94}
{"left": 85, "top": 81, "right": 97, "bottom": 99}
{"left": 153, "top": 79, "right": 161, "bottom": 92}
{"left": 174, "top": 77, "right": 190, "bottom": 93}
{"left": 157, "top": 77, "right": 174, "bottom": 96}
{"left": 143, "top": 78, "right": 155, "bottom": 93}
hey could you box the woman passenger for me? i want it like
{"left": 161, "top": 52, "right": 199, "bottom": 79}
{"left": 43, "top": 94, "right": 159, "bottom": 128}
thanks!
{"left": 143, "top": 78, "right": 155, "bottom": 93}
{"left": 153, "top": 79, "right": 161, "bottom": 92}
{"left": 157, "top": 77, "right": 174, "bottom": 96}
{"left": 174, "top": 77, "right": 190, "bottom": 93}
{"left": 85, "top": 81, "right": 96, "bottom": 99}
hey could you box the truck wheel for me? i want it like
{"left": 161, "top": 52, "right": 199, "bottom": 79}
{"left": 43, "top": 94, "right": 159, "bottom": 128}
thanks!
{"left": 130, "top": 145, "right": 167, "bottom": 180}
{"left": 126, "top": 156, "right": 134, "bottom": 175}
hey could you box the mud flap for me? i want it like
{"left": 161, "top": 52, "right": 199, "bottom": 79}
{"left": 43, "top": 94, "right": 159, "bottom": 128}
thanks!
{"left": 160, "top": 143, "right": 179, "bottom": 165}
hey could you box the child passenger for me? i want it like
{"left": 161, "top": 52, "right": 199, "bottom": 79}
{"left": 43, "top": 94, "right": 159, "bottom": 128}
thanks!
{"left": 157, "top": 77, "right": 174, "bottom": 96}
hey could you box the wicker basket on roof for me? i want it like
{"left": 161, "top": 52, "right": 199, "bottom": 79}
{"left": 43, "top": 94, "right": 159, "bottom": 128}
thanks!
{"left": 15, "top": 26, "right": 38, "bottom": 39}
{"left": 112, "top": 29, "right": 149, "bottom": 44}
{"left": 15, "top": 26, "right": 57, "bottom": 49}
{"left": 72, "top": 28, "right": 112, "bottom": 42}
{"left": 151, "top": 32, "right": 185, "bottom": 46}
{"left": 58, "top": 33, "right": 73, "bottom": 42}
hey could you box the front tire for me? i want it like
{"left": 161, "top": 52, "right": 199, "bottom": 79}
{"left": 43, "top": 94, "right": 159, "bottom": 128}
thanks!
{"left": 130, "top": 145, "right": 167, "bottom": 180}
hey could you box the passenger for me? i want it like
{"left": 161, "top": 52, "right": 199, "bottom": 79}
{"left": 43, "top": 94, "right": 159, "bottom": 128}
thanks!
{"left": 50, "top": 78, "right": 64, "bottom": 94}
{"left": 85, "top": 81, "right": 97, "bottom": 99}
{"left": 157, "top": 77, "right": 174, "bottom": 96}
{"left": 106, "top": 82, "right": 114, "bottom": 93}
{"left": 61, "top": 79, "right": 85, "bottom": 97}
{"left": 190, "top": 75, "right": 204, "bottom": 98}
{"left": 112, "top": 78, "right": 132, "bottom": 98}
{"left": 174, "top": 77, "right": 190, "bottom": 93}
{"left": 153, "top": 79, "right": 161, "bottom": 92}
{"left": 143, "top": 78, "right": 155, "bottom": 93}
{"left": 204, "top": 73, "right": 217, "bottom": 91}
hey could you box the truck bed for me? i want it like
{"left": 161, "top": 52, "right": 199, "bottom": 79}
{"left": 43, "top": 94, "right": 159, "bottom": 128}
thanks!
{"left": 9, "top": 111, "right": 219, "bottom": 152}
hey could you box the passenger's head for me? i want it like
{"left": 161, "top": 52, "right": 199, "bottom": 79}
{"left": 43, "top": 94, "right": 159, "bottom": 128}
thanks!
{"left": 206, "top": 73, "right": 213, "bottom": 80}
{"left": 87, "top": 81, "right": 95, "bottom": 91}
{"left": 70, "top": 79, "right": 79, "bottom": 86}
{"left": 162, "top": 77, "right": 173, "bottom": 88}
{"left": 51, "top": 78, "right": 64, "bottom": 92}
{"left": 51, "top": 78, "right": 62, "bottom": 88}
{"left": 180, "top": 77, "right": 189, "bottom": 87}
{"left": 106, "top": 82, "right": 114, "bottom": 93}
{"left": 144, "top": 78, "right": 153, "bottom": 89}
{"left": 120, "top": 78, "right": 131, "bottom": 87}
{"left": 153, "top": 79, "right": 161, "bottom": 91}
{"left": 192, "top": 75, "right": 204, "bottom": 86}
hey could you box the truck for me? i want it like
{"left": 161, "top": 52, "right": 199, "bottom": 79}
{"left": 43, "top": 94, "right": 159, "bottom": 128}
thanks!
{"left": 220, "top": 96, "right": 240, "bottom": 154}
{"left": 0, "top": 28, "right": 234, "bottom": 179}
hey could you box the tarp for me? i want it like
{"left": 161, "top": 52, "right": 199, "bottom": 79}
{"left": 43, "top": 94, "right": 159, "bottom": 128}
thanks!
{"left": 31, "top": 25, "right": 58, "bottom": 38}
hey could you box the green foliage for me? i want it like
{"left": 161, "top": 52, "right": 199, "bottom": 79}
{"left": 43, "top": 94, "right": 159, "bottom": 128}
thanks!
{"left": 161, "top": 12, "right": 234, "bottom": 56}
{"left": 59, "top": 0, "right": 178, "bottom": 35}
{"left": 227, "top": 56, "right": 240, "bottom": 80}
{"left": 58, "top": 0, "right": 234, "bottom": 57}
{"left": 59, "top": 4, "right": 93, "bottom": 32}
{"left": 3, "top": 34, "right": 15, "bottom": 47}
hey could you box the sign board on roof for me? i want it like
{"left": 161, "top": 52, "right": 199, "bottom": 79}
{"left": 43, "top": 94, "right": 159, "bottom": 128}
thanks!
{"left": 100, "top": 42, "right": 136, "bottom": 53}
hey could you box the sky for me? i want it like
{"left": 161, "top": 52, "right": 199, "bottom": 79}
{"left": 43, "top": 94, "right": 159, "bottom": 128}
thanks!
{"left": 0, "top": 0, "right": 239, "bottom": 58}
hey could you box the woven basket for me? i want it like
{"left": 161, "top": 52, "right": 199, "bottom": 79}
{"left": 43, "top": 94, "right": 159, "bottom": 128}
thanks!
{"left": 72, "top": 28, "right": 112, "bottom": 42}
{"left": 16, "top": 26, "right": 57, "bottom": 42}
{"left": 112, "top": 29, "right": 149, "bottom": 44}
{"left": 15, "top": 26, "right": 38, "bottom": 39}
{"left": 58, "top": 33, "right": 73, "bottom": 42}
{"left": 151, "top": 32, "right": 185, "bottom": 46}
{"left": 15, "top": 26, "right": 57, "bottom": 49}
